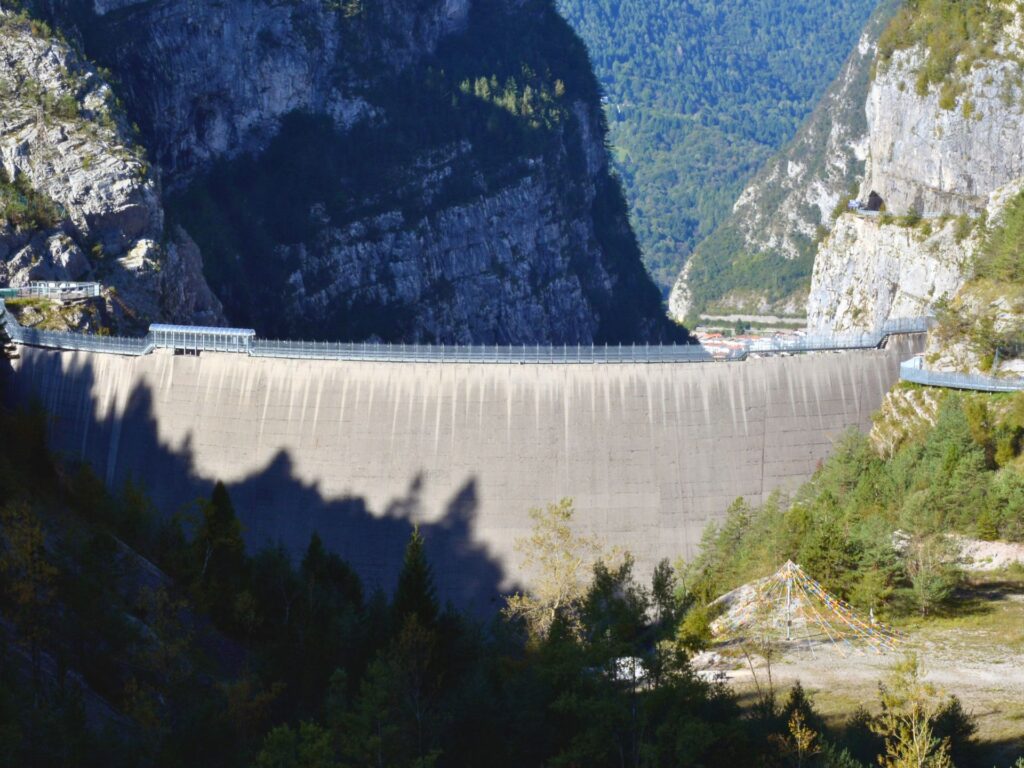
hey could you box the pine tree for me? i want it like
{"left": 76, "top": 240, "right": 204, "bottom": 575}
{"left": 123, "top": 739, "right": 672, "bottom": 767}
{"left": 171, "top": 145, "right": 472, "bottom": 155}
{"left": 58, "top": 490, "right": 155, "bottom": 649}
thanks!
{"left": 0, "top": 502, "right": 57, "bottom": 695}
{"left": 872, "top": 655, "right": 954, "bottom": 768}
{"left": 193, "top": 481, "right": 247, "bottom": 622}
{"left": 391, "top": 527, "right": 438, "bottom": 630}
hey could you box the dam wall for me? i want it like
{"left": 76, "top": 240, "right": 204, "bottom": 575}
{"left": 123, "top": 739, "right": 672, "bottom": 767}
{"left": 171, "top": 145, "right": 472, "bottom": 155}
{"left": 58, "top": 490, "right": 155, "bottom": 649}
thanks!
{"left": 2, "top": 336, "right": 922, "bottom": 609}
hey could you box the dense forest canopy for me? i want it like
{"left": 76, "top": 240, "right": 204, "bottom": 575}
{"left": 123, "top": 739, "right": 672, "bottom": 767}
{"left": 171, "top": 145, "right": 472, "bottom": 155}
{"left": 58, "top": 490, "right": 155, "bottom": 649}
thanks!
{"left": 686, "top": 393, "right": 1024, "bottom": 614}
{"left": 556, "top": 0, "right": 880, "bottom": 291}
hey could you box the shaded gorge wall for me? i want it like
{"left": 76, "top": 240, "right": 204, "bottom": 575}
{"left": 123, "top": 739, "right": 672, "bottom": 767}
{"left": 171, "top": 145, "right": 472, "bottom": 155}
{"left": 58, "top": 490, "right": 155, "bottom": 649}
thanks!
{"left": 2, "top": 337, "right": 922, "bottom": 610}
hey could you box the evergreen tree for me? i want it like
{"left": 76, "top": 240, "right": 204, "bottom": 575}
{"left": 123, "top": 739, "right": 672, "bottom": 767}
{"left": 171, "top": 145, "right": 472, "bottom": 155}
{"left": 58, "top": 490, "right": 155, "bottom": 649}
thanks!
{"left": 255, "top": 722, "right": 335, "bottom": 768}
{"left": 193, "top": 481, "right": 248, "bottom": 622}
{"left": 392, "top": 527, "right": 439, "bottom": 630}
{"left": 0, "top": 502, "right": 57, "bottom": 694}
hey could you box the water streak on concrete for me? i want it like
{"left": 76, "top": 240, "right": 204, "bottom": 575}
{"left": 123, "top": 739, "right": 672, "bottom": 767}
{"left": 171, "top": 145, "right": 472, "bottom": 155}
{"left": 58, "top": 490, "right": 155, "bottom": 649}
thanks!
{"left": 4, "top": 338, "right": 922, "bottom": 597}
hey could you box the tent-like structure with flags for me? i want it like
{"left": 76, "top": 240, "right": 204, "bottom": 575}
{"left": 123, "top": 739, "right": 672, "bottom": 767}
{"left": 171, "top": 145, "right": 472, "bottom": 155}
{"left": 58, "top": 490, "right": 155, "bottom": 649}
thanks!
{"left": 710, "top": 561, "right": 903, "bottom": 656}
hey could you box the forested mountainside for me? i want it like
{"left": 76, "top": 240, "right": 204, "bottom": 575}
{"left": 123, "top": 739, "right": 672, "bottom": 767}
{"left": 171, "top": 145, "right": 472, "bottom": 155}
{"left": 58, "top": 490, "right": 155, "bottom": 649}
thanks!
{"left": 679, "top": 0, "right": 1024, "bottom": 326}
{"left": 2, "top": 0, "right": 682, "bottom": 345}
{"left": 671, "top": 1, "right": 900, "bottom": 321}
{"left": 556, "top": 0, "right": 879, "bottom": 292}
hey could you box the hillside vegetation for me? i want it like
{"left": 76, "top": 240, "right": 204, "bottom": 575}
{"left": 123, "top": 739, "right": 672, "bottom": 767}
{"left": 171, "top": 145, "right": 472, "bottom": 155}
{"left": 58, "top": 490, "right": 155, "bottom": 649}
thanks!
{"left": 877, "top": 0, "right": 1013, "bottom": 97}
{"left": 976, "top": 190, "right": 1024, "bottom": 285}
{"left": 556, "top": 0, "right": 879, "bottom": 290}
{"left": 0, "top": 167, "right": 61, "bottom": 232}
{"left": 931, "top": 188, "right": 1024, "bottom": 372}
{"left": 686, "top": 390, "right": 1024, "bottom": 617}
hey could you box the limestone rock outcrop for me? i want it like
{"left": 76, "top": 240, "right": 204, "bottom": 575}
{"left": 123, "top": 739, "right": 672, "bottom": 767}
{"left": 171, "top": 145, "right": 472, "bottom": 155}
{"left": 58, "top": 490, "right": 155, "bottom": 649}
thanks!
{"left": 725, "top": 23, "right": 882, "bottom": 264}
{"left": 862, "top": 44, "right": 1024, "bottom": 217}
{"left": 808, "top": 9, "right": 1024, "bottom": 335}
{"left": 45, "top": 0, "right": 676, "bottom": 343}
{"left": 807, "top": 215, "right": 971, "bottom": 333}
{"left": 668, "top": 0, "right": 900, "bottom": 320}
{"left": 0, "top": 10, "right": 222, "bottom": 331}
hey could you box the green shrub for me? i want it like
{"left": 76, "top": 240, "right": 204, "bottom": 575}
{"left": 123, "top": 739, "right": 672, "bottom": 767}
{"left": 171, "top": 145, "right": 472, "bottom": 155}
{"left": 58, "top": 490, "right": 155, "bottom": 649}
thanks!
{"left": 0, "top": 167, "right": 62, "bottom": 231}
{"left": 877, "top": 0, "right": 1009, "bottom": 94}
{"left": 953, "top": 212, "right": 975, "bottom": 243}
{"left": 975, "top": 190, "right": 1024, "bottom": 282}
{"left": 52, "top": 93, "right": 79, "bottom": 120}
{"left": 676, "top": 603, "right": 714, "bottom": 651}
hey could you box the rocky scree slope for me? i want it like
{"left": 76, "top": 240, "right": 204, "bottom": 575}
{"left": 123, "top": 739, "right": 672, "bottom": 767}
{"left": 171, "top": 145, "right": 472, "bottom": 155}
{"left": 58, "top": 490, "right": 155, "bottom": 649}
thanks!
{"left": 668, "top": 0, "right": 901, "bottom": 322}
{"left": 0, "top": 9, "right": 221, "bottom": 332}
{"left": 808, "top": 0, "right": 1024, "bottom": 339}
{"left": 44, "top": 0, "right": 680, "bottom": 344}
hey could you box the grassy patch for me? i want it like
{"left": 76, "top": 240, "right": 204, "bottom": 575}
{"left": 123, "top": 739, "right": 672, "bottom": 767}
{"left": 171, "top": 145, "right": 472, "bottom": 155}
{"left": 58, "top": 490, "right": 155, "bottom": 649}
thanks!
{"left": 898, "top": 571, "right": 1024, "bottom": 647}
{"left": 5, "top": 296, "right": 96, "bottom": 331}
{"left": 877, "top": 0, "right": 1013, "bottom": 97}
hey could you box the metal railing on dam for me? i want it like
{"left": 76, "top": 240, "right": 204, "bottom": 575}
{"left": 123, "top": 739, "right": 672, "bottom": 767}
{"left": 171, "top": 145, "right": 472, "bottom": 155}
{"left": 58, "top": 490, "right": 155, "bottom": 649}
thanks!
{"left": 0, "top": 297, "right": 933, "bottom": 364}
{"left": 6, "top": 329, "right": 923, "bottom": 608}
{"left": 900, "top": 355, "right": 1024, "bottom": 393}
{"left": 0, "top": 281, "right": 102, "bottom": 301}
{"left": 250, "top": 339, "right": 718, "bottom": 363}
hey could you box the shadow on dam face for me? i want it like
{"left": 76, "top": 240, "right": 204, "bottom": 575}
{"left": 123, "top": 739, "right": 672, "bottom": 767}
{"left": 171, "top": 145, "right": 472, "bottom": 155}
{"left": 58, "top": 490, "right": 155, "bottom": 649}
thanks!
{"left": 0, "top": 353, "right": 508, "bottom": 613}
{"left": 0, "top": 336, "right": 924, "bottom": 612}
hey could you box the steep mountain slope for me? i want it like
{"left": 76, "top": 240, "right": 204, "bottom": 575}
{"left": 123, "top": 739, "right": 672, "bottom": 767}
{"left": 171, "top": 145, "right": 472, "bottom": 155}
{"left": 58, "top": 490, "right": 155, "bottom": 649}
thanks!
{"left": 39, "top": 0, "right": 681, "bottom": 344}
{"left": 0, "top": 10, "right": 221, "bottom": 331}
{"left": 808, "top": 0, "right": 1024, "bottom": 339}
{"left": 556, "top": 0, "right": 880, "bottom": 292}
{"left": 668, "top": 0, "right": 900, "bottom": 321}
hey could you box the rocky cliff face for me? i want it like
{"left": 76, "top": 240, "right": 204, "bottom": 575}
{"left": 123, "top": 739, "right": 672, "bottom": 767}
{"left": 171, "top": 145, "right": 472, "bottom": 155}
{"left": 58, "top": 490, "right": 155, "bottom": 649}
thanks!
{"left": 709, "top": 18, "right": 885, "bottom": 262}
{"left": 862, "top": 42, "right": 1024, "bottom": 217}
{"left": 806, "top": 214, "right": 973, "bottom": 333}
{"left": 40, "top": 0, "right": 678, "bottom": 344}
{"left": 808, "top": 5, "right": 1024, "bottom": 335}
{"left": 59, "top": 0, "right": 469, "bottom": 178}
{"left": 0, "top": 9, "right": 222, "bottom": 330}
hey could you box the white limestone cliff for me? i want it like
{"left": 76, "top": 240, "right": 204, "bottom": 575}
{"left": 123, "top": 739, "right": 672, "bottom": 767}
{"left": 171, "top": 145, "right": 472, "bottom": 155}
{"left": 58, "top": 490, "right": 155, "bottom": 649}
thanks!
{"left": 0, "top": 11, "right": 222, "bottom": 330}
{"left": 809, "top": 12, "right": 1024, "bottom": 335}
{"left": 862, "top": 44, "right": 1024, "bottom": 217}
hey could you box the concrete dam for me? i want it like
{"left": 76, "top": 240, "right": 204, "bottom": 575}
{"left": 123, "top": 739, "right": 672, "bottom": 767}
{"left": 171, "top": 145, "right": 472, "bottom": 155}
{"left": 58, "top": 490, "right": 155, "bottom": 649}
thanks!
{"left": 2, "top": 336, "right": 922, "bottom": 609}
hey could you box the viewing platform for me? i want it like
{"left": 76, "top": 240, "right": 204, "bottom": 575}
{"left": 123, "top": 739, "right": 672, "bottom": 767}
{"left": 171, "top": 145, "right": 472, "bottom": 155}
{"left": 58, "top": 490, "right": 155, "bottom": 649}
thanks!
{"left": 0, "top": 281, "right": 102, "bottom": 302}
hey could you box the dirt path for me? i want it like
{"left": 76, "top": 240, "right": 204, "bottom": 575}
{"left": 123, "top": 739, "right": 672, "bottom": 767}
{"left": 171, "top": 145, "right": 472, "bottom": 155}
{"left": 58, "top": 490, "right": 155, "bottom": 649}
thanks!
{"left": 697, "top": 578, "right": 1024, "bottom": 762}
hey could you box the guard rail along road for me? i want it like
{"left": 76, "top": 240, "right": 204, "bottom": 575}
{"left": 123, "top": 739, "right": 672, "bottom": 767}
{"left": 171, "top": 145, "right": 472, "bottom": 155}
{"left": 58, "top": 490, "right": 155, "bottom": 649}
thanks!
{"left": 900, "top": 355, "right": 1024, "bottom": 393}
{"left": 0, "top": 298, "right": 933, "bottom": 364}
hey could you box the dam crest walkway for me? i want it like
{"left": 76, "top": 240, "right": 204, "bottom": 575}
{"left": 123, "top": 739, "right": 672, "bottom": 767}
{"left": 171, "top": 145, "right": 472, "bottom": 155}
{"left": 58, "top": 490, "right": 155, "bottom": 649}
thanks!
{"left": 4, "top": 297, "right": 1022, "bottom": 392}
{"left": 0, "top": 298, "right": 927, "bottom": 364}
